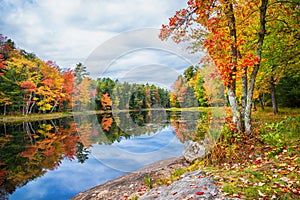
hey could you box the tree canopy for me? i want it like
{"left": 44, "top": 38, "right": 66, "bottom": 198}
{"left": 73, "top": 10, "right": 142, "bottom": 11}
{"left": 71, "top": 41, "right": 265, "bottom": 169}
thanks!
{"left": 159, "top": 0, "right": 299, "bottom": 134}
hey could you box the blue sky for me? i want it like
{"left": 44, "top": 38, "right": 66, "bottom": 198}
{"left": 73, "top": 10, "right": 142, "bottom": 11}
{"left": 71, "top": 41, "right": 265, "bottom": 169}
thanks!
{"left": 0, "top": 0, "right": 202, "bottom": 88}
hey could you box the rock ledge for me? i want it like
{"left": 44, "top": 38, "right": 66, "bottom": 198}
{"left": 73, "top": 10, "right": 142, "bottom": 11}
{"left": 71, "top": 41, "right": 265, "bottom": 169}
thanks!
{"left": 71, "top": 156, "right": 189, "bottom": 200}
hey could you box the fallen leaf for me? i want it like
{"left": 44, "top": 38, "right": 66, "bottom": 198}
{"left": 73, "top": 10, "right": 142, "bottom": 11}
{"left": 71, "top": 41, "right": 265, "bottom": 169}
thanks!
{"left": 291, "top": 188, "right": 300, "bottom": 195}
{"left": 210, "top": 191, "right": 217, "bottom": 196}
{"left": 221, "top": 192, "right": 229, "bottom": 197}
{"left": 258, "top": 190, "right": 266, "bottom": 197}
{"left": 190, "top": 184, "right": 199, "bottom": 189}
{"left": 166, "top": 180, "right": 172, "bottom": 186}
{"left": 254, "top": 157, "right": 263, "bottom": 165}
{"left": 233, "top": 194, "right": 241, "bottom": 198}
{"left": 249, "top": 151, "right": 255, "bottom": 158}
{"left": 258, "top": 182, "right": 265, "bottom": 186}
{"left": 195, "top": 191, "right": 204, "bottom": 195}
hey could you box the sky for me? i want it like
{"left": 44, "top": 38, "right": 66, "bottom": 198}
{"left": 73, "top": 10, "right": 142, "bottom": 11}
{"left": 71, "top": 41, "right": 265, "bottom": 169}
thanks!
{"left": 0, "top": 0, "right": 202, "bottom": 89}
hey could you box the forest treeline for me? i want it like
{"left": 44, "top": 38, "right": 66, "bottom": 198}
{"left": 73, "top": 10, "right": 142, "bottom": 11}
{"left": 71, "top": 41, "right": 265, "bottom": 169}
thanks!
{"left": 0, "top": 33, "right": 299, "bottom": 116}
{"left": 0, "top": 34, "right": 210, "bottom": 115}
{"left": 0, "top": 35, "right": 172, "bottom": 115}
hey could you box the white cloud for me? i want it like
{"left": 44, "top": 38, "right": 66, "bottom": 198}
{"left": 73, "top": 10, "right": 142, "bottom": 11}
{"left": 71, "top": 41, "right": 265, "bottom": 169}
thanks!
{"left": 1, "top": 0, "right": 191, "bottom": 68}
{"left": 91, "top": 126, "right": 183, "bottom": 172}
{"left": 84, "top": 28, "right": 201, "bottom": 88}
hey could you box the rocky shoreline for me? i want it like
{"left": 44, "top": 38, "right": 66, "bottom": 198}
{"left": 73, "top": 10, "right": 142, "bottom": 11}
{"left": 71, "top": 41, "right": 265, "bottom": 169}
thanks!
{"left": 140, "top": 170, "right": 237, "bottom": 200}
{"left": 71, "top": 141, "right": 238, "bottom": 200}
{"left": 71, "top": 157, "right": 238, "bottom": 200}
{"left": 71, "top": 156, "right": 190, "bottom": 200}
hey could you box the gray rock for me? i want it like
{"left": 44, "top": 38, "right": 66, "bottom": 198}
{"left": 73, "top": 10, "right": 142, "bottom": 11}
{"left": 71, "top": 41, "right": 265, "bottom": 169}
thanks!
{"left": 183, "top": 140, "right": 206, "bottom": 163}
{"left": 71, "top": 157, "right": 189, "bottom": 200}
{"left": 140, "top": 170, "right": 239, "bottom": 200}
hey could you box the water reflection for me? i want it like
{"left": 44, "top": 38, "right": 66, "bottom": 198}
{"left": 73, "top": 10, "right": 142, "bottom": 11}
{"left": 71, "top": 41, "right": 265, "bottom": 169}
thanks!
{"left": 0, "top": 118, "right": 87, "bottom": 199}
{"left": 0, "top": 110, "right": 212, "bottom": 199}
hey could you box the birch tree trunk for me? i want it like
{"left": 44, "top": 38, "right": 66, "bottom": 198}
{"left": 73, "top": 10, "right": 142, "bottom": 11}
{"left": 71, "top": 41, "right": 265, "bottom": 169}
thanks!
{"left": 224, "top": 0, "right": 244, "bottom": 132}
{"left": 241, "top": 67, "right": 248, "bottom": 131}
{"left": 228, "top": 87, "right": 242, "bottom": 131}
{"left": 244, "top": 0, "right": 268, "bottom": 135}
{"left": 29, "top": 101, "right": 36, "bottom": 114}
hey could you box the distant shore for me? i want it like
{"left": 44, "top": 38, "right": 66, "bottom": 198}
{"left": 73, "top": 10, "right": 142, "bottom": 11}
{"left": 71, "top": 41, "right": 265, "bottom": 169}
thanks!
{"left": 0, "top": 107, "right": 212, "bottom": 123}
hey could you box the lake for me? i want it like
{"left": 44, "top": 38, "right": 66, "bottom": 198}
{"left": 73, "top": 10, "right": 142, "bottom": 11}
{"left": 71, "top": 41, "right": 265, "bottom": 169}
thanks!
{"left": 0, "top": 110, "right": 206, "bottom": 200}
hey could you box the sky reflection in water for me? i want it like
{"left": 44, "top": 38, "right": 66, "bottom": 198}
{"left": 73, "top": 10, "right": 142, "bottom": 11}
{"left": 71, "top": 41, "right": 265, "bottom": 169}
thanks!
{"left": 9, "top": 125, "right": 183, "bottom": 200}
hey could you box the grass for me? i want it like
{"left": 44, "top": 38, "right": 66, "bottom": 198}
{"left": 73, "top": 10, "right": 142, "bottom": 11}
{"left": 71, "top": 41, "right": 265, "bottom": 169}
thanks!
{"left": 156, "top": 168, "right": 188, "bottom": 186}
{"left": 144, "top": 173, "right": 153, "bottom": 189}
{"left": 0, "top": 112, "right": 74, "bottom": 123}
{"left": 0, "top": 109, "right": 127, "bottom": 123}
{"left": 192, "top": 107, "right": 300, "bottom": 199}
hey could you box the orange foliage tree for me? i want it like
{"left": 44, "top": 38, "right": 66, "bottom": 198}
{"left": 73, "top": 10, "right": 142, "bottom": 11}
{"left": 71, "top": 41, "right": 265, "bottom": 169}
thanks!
{"left": 100, "top": 93, "right": 112, "bottom": 110}
{"left": 160, "top": 0, "right": 272, "bottom": 134}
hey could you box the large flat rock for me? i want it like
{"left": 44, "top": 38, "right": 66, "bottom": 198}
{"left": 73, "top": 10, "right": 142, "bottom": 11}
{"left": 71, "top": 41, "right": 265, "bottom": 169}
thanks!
{"left": 71, "top": 156, "right": 189, "bottom": 200}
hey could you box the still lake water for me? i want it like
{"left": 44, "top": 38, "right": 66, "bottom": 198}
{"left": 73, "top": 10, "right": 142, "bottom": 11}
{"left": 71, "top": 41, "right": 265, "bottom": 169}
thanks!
{"left": 0, "top": 110, "right": 203, "bottom": 200}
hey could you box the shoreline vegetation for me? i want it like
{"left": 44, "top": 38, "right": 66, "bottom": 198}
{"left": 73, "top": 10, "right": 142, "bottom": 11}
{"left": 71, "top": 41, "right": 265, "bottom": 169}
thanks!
{"left": 1, "top": 106, "right": 299, "bottom": 124}
{"left": 0, "top": 107, "right": 214, "bottom": 123}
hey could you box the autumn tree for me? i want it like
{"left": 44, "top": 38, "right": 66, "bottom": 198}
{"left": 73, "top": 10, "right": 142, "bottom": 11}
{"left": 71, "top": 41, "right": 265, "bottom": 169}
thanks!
{"left": 200, "top": 64, "right": 225, "bottom": 106}
{"left": 172, "top": 75, "right": 199, "bottom": 108}
{"left": 0, "top": 54, "right": 11, "bottom": 115}
{"left": 100, "top": 93, "right": 112, "bottom": 110}
{"left": 72, "top": 77, "right": 92, "bottom": 111}
{"left": 0, "top": 34, "right": 14, "bottom": 58}
{"left": 0, "top": 37, "right": 18, "bottom": 115}
{"left": 60, "top": 69, "right": 75, "bottom": 111}
{"left": 160, "top": 0, "right": 272, "bottom": 134}
{"left": 258, "top": 1, "right": 300, "bottom": 114}
{"left": 0, "top": 36, "right": 76, "bottom": 115}
{"left": 184, "top": 65, "right": 210, "bottom": 107}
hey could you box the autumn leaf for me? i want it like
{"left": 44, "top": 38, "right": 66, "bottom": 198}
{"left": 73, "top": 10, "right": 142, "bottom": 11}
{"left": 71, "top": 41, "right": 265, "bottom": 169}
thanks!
{"left": 195, "top": 191, "right": 204, "bottom": 195}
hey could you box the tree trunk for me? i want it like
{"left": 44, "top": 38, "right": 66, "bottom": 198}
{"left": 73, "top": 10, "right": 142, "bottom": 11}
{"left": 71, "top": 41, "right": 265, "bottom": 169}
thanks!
{"left": 224, "top": 1, "right": 243, "bottom": 132}
{"left": 244, "top": 0, "right": 268, "bottom": 135}
{"left": 258, "top": 94, "right": 265, "bottom": 110}
{"left": 228, "top": 87, "right": 242, "bottom": 131}
{"left": 29, "top": 101, "right": 36, "bottom": 114}
{"left": 241, "top": 67, "right": 248, "bottom": 131}
{"left": 50, "top": 102, "right": 57, "bottom": 113}
{"left": 252, "top": 100, "right": 257, "bottom": 111}
{"left": 270, "top": 76, "right": 278, "bottom": 114}
{"left": 24, "top": 92, "right": 33, "bottom": 115}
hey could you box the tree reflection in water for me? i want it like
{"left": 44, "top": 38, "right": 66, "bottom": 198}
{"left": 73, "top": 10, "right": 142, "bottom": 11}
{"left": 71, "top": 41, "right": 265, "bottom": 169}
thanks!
{"left": 0, "top": 118, "right": 87, "bottom": 199}
{"left": 0, "top": 110, "right": 220, "bottom": 199}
